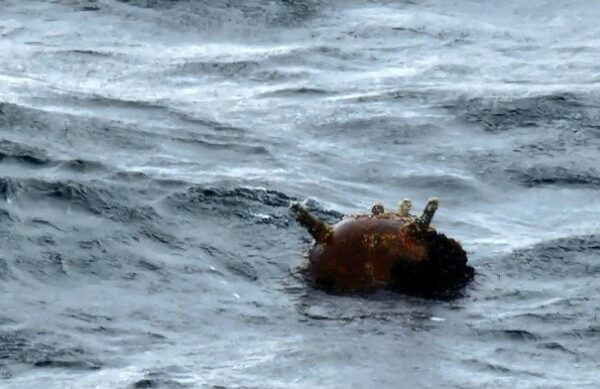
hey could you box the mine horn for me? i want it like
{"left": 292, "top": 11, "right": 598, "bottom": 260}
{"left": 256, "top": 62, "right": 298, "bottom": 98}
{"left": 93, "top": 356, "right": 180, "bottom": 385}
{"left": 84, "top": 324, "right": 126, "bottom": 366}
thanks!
{"left": 417, "top": 197, "right": 439, "bottom": 230}
{"left": 289, "top": 202, "right": 333, "bottom": 244}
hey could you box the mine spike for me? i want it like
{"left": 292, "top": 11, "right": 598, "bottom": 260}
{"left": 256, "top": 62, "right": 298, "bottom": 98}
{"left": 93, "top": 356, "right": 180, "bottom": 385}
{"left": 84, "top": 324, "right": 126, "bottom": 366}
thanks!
{"left": 289, "top": 202, "right": 333, "bottom": 244}
{"left": 399, "top": 199, "right": 412, "bottom": 217}
{"left": 417, "top": 197, "right": 439, "bottom": 230}
{"left": 371, "top": 203, "right": 385, "bottom": 216}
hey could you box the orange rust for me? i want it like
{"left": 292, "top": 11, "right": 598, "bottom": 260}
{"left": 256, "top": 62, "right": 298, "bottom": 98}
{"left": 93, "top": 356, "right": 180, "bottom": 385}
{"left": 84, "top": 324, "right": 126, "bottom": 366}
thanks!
{"left": 292, "top": 203, "right": 473, "bottom": 297}
{"left": 307, "top": 216, "right": 424, "bottom": 291}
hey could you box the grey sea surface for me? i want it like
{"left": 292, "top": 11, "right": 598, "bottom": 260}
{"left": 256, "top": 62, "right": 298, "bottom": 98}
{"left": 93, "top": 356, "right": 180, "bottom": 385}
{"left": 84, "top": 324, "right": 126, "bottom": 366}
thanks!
{"left": 1, "top": 1, "right": 600, "bottom": 388}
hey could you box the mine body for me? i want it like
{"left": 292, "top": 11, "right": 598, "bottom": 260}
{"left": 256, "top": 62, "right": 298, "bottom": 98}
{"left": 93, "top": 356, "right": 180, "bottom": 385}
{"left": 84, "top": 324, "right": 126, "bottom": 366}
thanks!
{"left": 290, "top": 199, "right": 473, "bottom": 298}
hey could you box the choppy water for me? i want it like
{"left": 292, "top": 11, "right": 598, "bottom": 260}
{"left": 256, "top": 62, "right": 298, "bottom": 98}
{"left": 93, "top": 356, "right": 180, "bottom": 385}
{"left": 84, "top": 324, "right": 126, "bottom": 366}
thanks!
{"left": 1, "top": 1, "right": 600, "bottom": 388}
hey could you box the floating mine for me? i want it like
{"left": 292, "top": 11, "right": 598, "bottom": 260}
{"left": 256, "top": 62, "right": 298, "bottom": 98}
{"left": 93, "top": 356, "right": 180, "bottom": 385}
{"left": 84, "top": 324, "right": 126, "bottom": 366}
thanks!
{"left": 290, "top": 198, "right": 473, "bottom": 298}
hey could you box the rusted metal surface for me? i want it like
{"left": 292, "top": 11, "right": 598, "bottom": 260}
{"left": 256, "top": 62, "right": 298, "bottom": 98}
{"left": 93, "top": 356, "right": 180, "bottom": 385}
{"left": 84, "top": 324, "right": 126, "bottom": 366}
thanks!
{"left": 290, "top": 199, "right": 473, "bottom": 298}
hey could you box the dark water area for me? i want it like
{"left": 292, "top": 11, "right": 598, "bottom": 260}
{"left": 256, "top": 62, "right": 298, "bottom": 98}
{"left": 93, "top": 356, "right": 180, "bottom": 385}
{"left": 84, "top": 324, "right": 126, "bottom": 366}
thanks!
{"left": 1, "top": 0, "right": 600, "bottom": 388}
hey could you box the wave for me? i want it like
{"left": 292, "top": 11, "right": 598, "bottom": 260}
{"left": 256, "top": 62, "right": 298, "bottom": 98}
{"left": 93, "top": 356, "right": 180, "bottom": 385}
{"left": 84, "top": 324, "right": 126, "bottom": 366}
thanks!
{"left": 258, "top": 87, "right": 332, "bottom": 98}
{"left": 164, "top": 184, "right": 344, "bottom": 228}
{"left": 460, "top": 150, "right": 600, "bottom": 190}
{"left": 0, "top": 177, "right": 157, "bottom": 223}
{"left": 59, "top": 159, "right": 106, "bottom": 173}
{"left": 55, "top": 93, "right": 248, "bottom": 135}
{"left": 446, "top": 92, "right": 600, "bottom": 189}
{"left": 507, "top": 165, "right": 600, "bottom": 188}
{"left": 454, "top": 93, "right": 598, "bottom": 132}
{"left": 131, "top": 373, "right": 188, "bottom": 389}
{"left": 1, "top": 100, "right": 261, "bottom": 165}
{"left": 55, "top": 49, "right": 123, "bottom": 58}
{"left": 493, "top": 234, "right": 600, "bottom": 281}
{"left": 112, "top": 0, "right": 321, "bottom": 26}
{"left": 393, "top": 173, "right": 483, "bottom": 197}
{"left": 0, "top": 140, "right": 49, "bottom": 165}
{"left": 0, "top": 208, "right": 11, "bottom": 222}
{"left": 165, "top": 185, "right": 294, "bottom": 225}
{"left": 171, "top": 133, "right": 269, "bottom": 155}
{"left": 0, "top": 330, "right": 101, "bottom": 372}
{"left": 0, "top": 139, "right": 106, "bottom": 172}
{"left": 198, "top": 244, "right": 258, "bottom": 281}
{"left": 171, "top": 60, "right": 260, "bottom": 78}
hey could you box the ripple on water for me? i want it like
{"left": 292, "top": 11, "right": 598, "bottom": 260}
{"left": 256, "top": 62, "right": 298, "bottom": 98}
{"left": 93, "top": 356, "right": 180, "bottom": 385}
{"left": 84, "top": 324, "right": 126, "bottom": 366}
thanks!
{"left": 454, "top": 93, "right": 600, "bottom": 132}
{"left": 0, "top": 330, "right": 101, "bottom": 372}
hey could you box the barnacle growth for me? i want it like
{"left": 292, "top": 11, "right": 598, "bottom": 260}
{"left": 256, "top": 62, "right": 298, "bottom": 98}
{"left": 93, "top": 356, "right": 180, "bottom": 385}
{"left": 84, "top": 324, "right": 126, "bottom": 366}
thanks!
{"left": 290, "top": 198, "right": 473, "bottom": 298}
